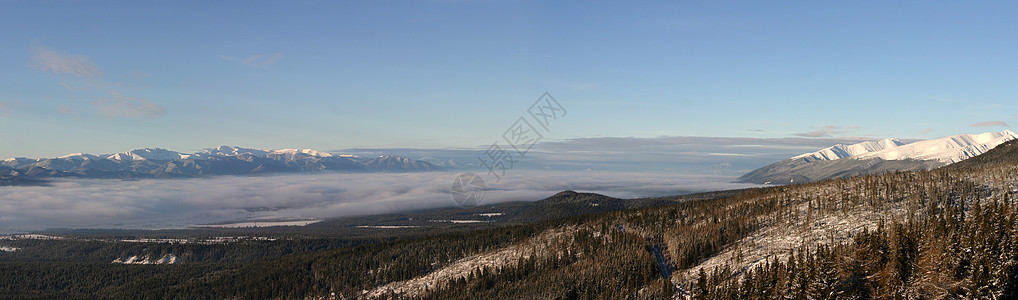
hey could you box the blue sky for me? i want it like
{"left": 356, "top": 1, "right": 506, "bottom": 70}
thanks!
{"left": 2, "top": 1, "right": 1017, "bottom": 158}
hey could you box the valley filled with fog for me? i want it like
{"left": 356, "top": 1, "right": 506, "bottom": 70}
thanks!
{"left": 0, "top": 171, "right": 760, "bottom": 231}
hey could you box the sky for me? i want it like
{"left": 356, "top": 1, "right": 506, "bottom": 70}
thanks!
{"left": 2, "top": 1, "right": 1017, "bottom": 159}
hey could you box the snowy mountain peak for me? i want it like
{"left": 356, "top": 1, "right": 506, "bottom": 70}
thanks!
{"left": 106, "top": 148, "right": 191, "bottom": 161}
{"left": 740, "top": 131, "right": 1018, "bottom": 184}
{"left": 58, "top": 153, "right": 100, "bottom": 160}
{"left": 362, "top": 154, "right": 439, "bottom": 171}
{"left": 268, "top": 148, "right": 333, "bottom": 158}
{"left": 1, "top": 157, "right": 36, "bottom": 165}
{"left": 201, "top": 146, "right": 269, "bottom": 157}
{"left": 853, "top": 130, "right": 1018, "bottom": 163}
{"left": 791, "top": 138, "right": 906, "bottom": 163}
{"left": 788, "top": 131, "right": 1018, "bottom": 165}
{"left": 7, "top": 146, "right": 346, "bottom": 162}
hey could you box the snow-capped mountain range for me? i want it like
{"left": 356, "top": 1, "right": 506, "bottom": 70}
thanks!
{"left": 792, "top": 138, "right": 907, "bottom": 162}
{"left": 48, "top": 146, "right": 345, "bottom": 162}
{"left": 853, "top": 130, "right": 1018, "bottom": 163}
{"left": 1, "top": 146, "right": 441, "bottom": 181}
{"left": 792, "top": 130, "right": 1017, "bottom": 164}
{"left": 739, "top": 130, "right": 1018, "bottom": 184}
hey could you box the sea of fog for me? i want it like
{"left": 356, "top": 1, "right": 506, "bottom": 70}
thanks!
{"left": 0, "top": 171, "right": 762, "bottom": 231}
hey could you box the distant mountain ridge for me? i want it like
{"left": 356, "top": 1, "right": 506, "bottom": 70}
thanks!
{"left": 0, "top": 167, "right": 48, "bottom": 186}
{"left": 739, "top": 130, "right": 1018, "bottom": 184}
{"left": 0, "top": 146, "right": 441, "bottom": 182}
{"left": 853, "top": 130, "right": 1017, "bottom": 163}
{"left": 792, "top": 138, "right": 906, "bottom": 163}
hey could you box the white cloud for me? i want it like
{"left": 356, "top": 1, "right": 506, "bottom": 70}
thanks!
{"left": 241, "top": 54, "right": 264, "bottom": 64}
{"left": 792, "top": 125, "right": 861, "bottom": 137}
{"left": 56, "top": 104, "right": 77, "bottom": 115}
{"left": 345, "top": 135, "right": 876, "bottom": 176}
{"left": 92, "top": 89, "right": 166, "bottom": 119}
{"left": 30, "top": 46, "right": 104, "bottom": 78}
{"left": 29, "top": 46, "right": 165, "bottom": 119}
{"left": 969, "top": 121, "right": 1009, "bottom": 128}
{"left": 222, "top": 53, "right": 285, "bottom": 67}
{"left": 918, "top": 128, "right": 932, "bottom": 134}
{"left": 124, "top": 71, "right": 151, "bottom": 80}
{"left": 0, "top": 101, "right": 11, "bottom": 117}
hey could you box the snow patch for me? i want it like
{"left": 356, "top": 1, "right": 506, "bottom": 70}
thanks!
{"left": 191, "top": 220, "right": 322, "bottom": 228}
{"left": 362, "top": 226, "right": 579, "bottom": 298}
{"left": 270, "top": 148, "right": 333, "bottom": 157}
{"left": 356, "top": 225, "right": 420, "bottom": 229}
{"left": 0, "top": 234, "right": 64, "bottom": 240}
{"left": 114, "top": 254, "right": 181, "bottom": 266}
{"left": 428, "top": 220, "right": 490, "bottom": 224}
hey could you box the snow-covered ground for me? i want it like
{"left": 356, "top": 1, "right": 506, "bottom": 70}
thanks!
{"left": 120, "top": 236, "right": 275, "bottom": 244}
{"left": 362, "top": 225, "right": 580, "bottom": 299}
{"left": 673, "top": 204, "right": 903, "bottom": 288}
{"left": 191, "top": 220, "right": 322, "bottom": 228}
{"left": 112, "top": 254, "right": 180, "bottom": 264}
{"left": 428, "top": 220, "right": 490, "bottom": 224}
{"left": 0, "top": 234, "right": 64, "bottom": 240}
{"left": 671, "top": 163, "right": 1018, "bottom": 296}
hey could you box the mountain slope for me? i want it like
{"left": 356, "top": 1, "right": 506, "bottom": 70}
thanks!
{"left": 739, "top": 130, "right": 1017, "bottom": 184}
{"left": 942, "top": 137, "right": 1018, "bottom": 170}
{"left": 200, "top": 146, "right": 269, "bottom": 157}
{"left": 106, "top": 148, "right": 193, "bottom": 161}
{"left": 792, "top": 138, "right": 905, "bottom": 163}
{"left": 854, "top": 130, "right": 1017, "bottom": 163}
{"left": 0, "top": 167, "right": 48, "bottom": 186}
{"left": 361, "top": 155, "right": 439, "bottom": 172}
{"left": 738, "top": 156, "right": 942, "bottom": 184}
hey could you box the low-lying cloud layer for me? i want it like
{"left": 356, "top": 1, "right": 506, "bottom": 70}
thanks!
{"left": 342, "top": 136, "right": 876, "bottom": 177}
{"left": 0, "top": 171, "right": 759, "bottom": 231}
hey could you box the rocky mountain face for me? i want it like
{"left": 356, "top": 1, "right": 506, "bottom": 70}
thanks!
{"left": 0, "top": 167, "right": 47, "bottom": 186}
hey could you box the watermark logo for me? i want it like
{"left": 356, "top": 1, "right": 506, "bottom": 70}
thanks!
{"left": 449, "top": 92, "right": 567, "bottom": 207}
{"left": 450, "top": 172, "right": 486, "bottom": 207}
